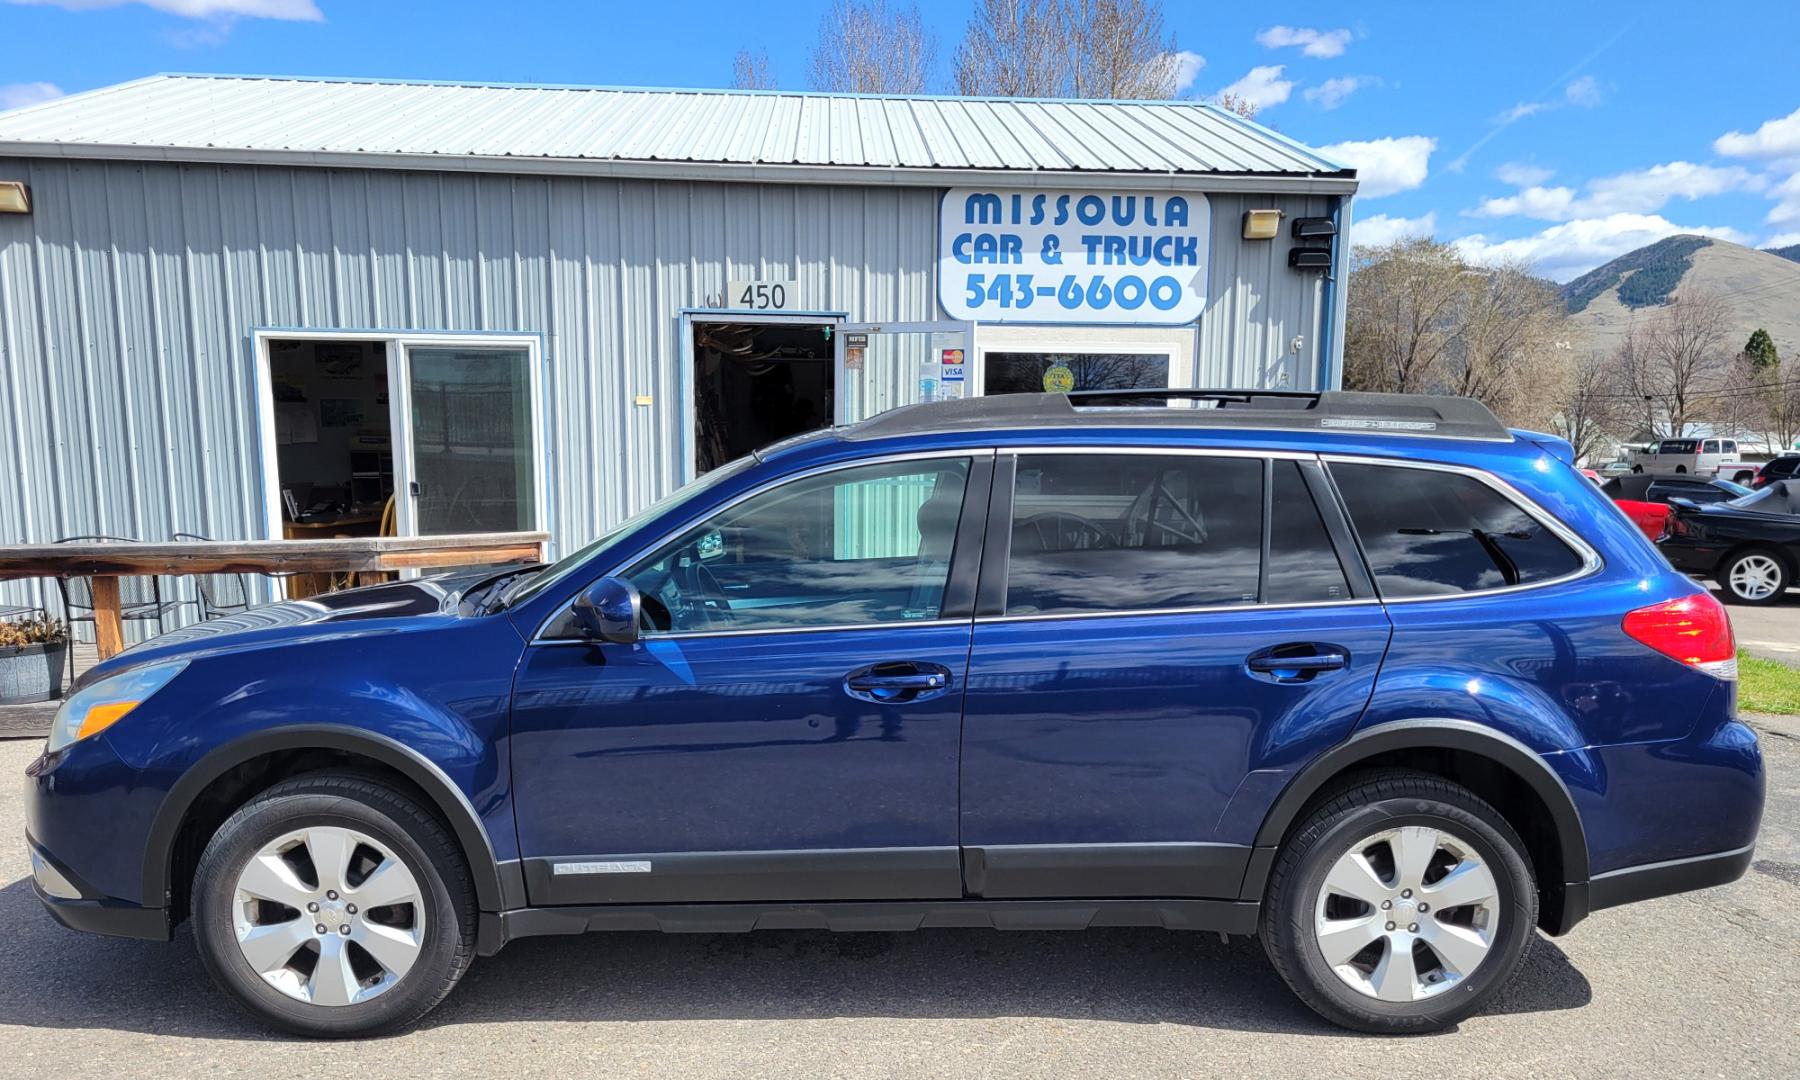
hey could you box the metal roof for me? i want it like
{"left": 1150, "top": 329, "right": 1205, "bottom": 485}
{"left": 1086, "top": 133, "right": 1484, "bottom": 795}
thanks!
{"left": 0, "top": 74, "right": 1356, "bottom": 192}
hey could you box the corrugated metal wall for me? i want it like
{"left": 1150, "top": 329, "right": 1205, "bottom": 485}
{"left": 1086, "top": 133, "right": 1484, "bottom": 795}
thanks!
{"left": 0, "top": 157, "right": 1331, "bottom": 638}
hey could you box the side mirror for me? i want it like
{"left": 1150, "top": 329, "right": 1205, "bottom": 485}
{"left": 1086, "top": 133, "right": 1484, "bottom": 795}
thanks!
{"left": 572, "top": 577, "right": 642, "bottom": 645}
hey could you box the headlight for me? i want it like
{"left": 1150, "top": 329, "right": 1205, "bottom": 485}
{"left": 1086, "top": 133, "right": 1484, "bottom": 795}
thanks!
{"left": 47, "top": 660, "right": 188, "bottom": 754}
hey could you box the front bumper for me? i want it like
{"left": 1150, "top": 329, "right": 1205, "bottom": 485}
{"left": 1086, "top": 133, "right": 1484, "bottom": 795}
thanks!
{"left": 27, "top": 836, "right": 169, "bottom": 941}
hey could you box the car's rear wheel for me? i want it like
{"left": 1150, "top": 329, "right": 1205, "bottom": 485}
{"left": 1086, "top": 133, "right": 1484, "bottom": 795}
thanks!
{"left": 1720, "top": 548, "right": 1790, "bottom": 605}
{"left": 192, "top": 772, "right": 477, "bottom": 1037}
{"left": 1260, "top": 771, "right": 1536, "bottom": 1033}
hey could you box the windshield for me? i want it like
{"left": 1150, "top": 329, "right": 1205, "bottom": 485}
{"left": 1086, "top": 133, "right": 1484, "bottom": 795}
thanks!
{"left": 498, "top": 453, "right": 761, "bottom": 608}
{"left": 1715, "top": 479, "right": 1753, "bottom": 497}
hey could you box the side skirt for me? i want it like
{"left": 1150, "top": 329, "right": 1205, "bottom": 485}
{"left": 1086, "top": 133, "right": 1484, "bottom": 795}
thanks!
{"left": 476, "top": 898, "right": 1260, "bottom": 956}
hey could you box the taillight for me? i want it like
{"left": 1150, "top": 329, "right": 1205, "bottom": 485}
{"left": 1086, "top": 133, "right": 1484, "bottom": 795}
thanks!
{"left": 1622, "top": 593, "right": 1737, "bottom": 680}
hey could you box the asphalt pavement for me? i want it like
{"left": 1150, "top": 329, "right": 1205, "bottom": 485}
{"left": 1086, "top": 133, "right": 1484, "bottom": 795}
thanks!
{"left": 1, "top": 729, "right": 1795, "bottom": 1080}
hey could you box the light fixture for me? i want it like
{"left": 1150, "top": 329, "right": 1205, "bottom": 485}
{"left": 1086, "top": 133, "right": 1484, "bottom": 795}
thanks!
{"left": 0, "top": 181, "right": 28, "bottom": 214}
{"left": 1290, "top": 216, "right": 1337, "bottom": 240}
{"left": 1242, "top": 208, "right": 1282, "bottom": 240}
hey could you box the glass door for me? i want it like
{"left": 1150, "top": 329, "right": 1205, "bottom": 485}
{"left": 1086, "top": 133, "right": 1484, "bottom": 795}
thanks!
{"left": 400, "top": 345, "right": 541, "bottom": 536}
{"left": 836, "top": 321, "right": 973, "bottom": 425}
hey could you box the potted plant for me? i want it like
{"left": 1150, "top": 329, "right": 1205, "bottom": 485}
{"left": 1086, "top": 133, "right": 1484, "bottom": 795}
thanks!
{"left": 0, "top": 616, "right": 68, "bottom": 705}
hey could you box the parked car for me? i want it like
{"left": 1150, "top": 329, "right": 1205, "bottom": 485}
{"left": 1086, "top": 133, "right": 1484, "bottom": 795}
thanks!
{"left": 1660, "top": 478, "right": 1800, "bottom": 604}
{"left": 27, "top": 390, "right": 1762, "bottom": 1038}
{"left": 1630, "top": 437, "right": 1754, "bottom": 481}
{"left": 1597, "top": 459, "right": 1635, "bottom": 478}
{"left": 1601, "top": 474, "right": 1754, "bottom": 541}
{"left": 1751, "top": 453, "right": 1800, "bottom": 489}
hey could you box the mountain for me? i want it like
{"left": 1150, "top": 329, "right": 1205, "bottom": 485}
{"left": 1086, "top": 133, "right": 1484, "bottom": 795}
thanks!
{"left": 1767, "top": 243, "right": 1800, "bottom": 265}
{"left": 1560, "top": 235, "right": 1800, "bottom": 360}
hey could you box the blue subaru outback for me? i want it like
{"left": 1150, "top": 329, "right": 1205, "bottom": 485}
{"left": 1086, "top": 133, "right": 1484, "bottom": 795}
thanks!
{"left": 26, "top": 390, "right": 1763, "bottom": 1037}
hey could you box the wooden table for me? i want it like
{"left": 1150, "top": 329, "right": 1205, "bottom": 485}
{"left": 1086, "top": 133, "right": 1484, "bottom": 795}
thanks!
{"left": 0, "top": 532, "right": 548, "bottom": 659}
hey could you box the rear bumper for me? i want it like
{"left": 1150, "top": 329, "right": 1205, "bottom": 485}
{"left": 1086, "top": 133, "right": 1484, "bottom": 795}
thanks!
{"left": 1588, "top": 843, "right": 1757, "bottom": 912}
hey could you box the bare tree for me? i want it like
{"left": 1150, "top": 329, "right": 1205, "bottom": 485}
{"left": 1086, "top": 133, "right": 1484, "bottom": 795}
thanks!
{"left": 1344, "top": 239, "right": 1477, "bottom": 396}
{"left": 807, "top": 0, "right": 938, "bottom": 94}
{"left": 954, "top": 0, "right": 1063, "bottom": 97}
{"left": 1763, "top": 355, "right": 1800, "bottom": 453}
{"left": 1212, "top": 92, "right": 1258, "bottom": 119}
{"left": 954, "top": 0, "right": 1179, "bottom": 99}
{"left": 1611, "top": 290, "right": 1734, "bottom": 438}
{"left": 1445, "top": 264, "right": 1568, "bottom": 429}
{"left": 1553, "top": 349, "right": 1623, "bottom": 466}
{"left": 1062, "top": 0, "right": 1180, "bottom": 99}
{"left": 731, "top": 48, "right": 777, "bottom": 90}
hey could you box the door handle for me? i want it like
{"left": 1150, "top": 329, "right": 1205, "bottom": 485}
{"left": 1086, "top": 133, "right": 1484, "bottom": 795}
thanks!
{"left": 843, "top": 662, "right": 954, "bottom": 704}
{"left": 1245, "top": 645, "right": 1349, "bottom": 683}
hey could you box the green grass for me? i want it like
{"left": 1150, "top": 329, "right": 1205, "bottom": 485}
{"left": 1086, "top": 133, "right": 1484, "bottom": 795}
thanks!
{"left": 1738, "top": 651, "right": 1800, "bottom": 716}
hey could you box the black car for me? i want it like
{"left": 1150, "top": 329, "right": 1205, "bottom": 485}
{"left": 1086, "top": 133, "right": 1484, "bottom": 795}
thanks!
{"left": 1601, "top": 474, "right": 1751, "bottom": 506}
{"left": 1752, "top": 454, "right": 1800, "bottom": 489}
{"left": 1660, "top": 479, "right": 1800, "bottom": 604}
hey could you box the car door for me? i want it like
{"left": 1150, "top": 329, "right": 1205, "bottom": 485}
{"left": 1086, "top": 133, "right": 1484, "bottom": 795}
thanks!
{"left": 958, "top": 449, "right": 1392, "bottom": 900}
{"left": 510, "top": 452, "right": 990, "bottom": 905}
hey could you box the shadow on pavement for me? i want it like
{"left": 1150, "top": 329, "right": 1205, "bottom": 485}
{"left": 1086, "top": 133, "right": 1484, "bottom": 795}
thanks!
{"left": 0, "top": 876, "right": 1592, "bottom": 1041}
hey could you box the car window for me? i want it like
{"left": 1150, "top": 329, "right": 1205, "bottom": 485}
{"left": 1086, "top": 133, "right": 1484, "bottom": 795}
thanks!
{"left": 622, "top": 458, "right": 971, "bottom": 634}
{"left": 1004, "top": 454, "right": 1262, "bottom": 615}
{"left": 1331, "top": 462, "right": 1586, "bottom": 598}
{"left": 1659, "top": 439, "right": 1698, "bottom": 454}
{"left": 1722, "top": 441, "right": 1737, "bottom": 454}
{"left": 1772, "top": 458, "right": 1799, "bottom": 477}
{"left": 1266, "top": 460, "right": 1352, "bottom": 604}
{"left": 1703, "top": 440, "right": 1721, "bottom": 454}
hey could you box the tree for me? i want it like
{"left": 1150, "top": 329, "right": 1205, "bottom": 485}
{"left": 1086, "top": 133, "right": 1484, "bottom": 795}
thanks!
{"left": 1743, "top": 327, "right": 1779, "bottom": 372}
{"left": 731, "top": 49, "right": 777, "bottom": 90}
{"left": 953, "top": 0, "right": 1180, "bottom": 100}
{"left": 1762, "top": 354, "right": 1800, "bottom": 453}
{"left": 954, "top": 0, "right": 1064, "bottom": 97}
{"left": 807, "top": 0, "right": 937, "bottom": 94}
{"left": 1212, "top": 92, "right": 1258, "bottom": 119}
{"left": 1344, "top": 238, "right": 1573, "bottom": 429}
{"left": 1553, "top": 350, "right": 1622, "bottom": 466}
{"left": 1610, "top": 290, "right": 1734, "bottom": 439}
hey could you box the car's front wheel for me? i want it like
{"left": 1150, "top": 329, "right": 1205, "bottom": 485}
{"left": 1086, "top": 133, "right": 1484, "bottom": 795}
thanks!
{"left": 191, "top": 772, "right": 477, "bottom": 1037}
{"left": 1720, "top": 547, "right": 1790, "bottom": 605}
{"left": 1260, "top": 771, "right": 1536, "bottom": 1033}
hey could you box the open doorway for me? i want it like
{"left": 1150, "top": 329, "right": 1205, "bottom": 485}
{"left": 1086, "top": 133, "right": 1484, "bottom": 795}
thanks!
{"left": 267, "top": 338, "right": 395, "bottom": 540}
{"left": 691, "top": 320, "right": 835, "bottom": 474}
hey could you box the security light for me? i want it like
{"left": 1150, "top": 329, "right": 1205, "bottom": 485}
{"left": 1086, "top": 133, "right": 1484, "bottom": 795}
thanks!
{"left": 1242, "top": 209, "right": 1283, "bottom": 240}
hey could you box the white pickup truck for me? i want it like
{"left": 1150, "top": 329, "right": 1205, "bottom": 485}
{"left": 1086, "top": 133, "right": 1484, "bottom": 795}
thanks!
{"left": 1630, "top": 437, "right": 1755, "bottom": 481}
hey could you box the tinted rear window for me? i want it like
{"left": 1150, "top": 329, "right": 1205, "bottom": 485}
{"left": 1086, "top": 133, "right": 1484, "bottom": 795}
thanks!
{"left": 1266, "top": 460, "right": 1352, "bottom": 604}
{"left": 1006, "top": 454, "right": 1262, "bottom": 615}
{"left": 1332, "top": 462, "right": 1586, "bottom": 598}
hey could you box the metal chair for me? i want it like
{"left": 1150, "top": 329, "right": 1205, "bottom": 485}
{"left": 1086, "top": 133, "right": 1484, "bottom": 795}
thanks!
{"left": 171, "top": 533, "right": 258, "bottom": 619}
{"left": 54, "top": 535, "right": 192, "bottom": 679}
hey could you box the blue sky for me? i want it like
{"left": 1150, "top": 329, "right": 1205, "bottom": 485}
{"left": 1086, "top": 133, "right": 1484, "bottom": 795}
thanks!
{"left": 3, "top": 0, "right": 1798, "bottom": 282}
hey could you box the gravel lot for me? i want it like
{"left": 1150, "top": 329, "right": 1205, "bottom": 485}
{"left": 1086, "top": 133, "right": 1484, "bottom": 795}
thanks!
{"left": 1, "top": 727, "right": 1795, "bottom": 1080}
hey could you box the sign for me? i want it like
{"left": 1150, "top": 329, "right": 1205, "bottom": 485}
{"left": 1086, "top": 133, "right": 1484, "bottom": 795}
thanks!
{"left": 939, "top": 347, "right": 965, "bottom": 382}
{"left": 939, "top": 189, "right": 1209, "bottom": 325}
{"left": 726, "top": 279, "right": 798, "bottom": 311}
{"left": 1043, "top": 363, "right": 1075, "bottom": 393}
{"left": 844, "top": 332, "right": 868, "bottom": 370}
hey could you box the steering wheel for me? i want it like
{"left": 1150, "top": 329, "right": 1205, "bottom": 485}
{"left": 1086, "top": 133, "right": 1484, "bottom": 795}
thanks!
{"left": 1015, "top": 512, "right": 1117, "bottom": 553}
{"left": 671, "top": 557, "right": 735, "bottom": 630}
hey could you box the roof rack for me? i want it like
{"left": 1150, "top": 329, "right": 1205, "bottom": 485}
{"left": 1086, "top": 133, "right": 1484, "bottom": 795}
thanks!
{"left": 843, "top": 389, "right": 1512, "bottom": 442}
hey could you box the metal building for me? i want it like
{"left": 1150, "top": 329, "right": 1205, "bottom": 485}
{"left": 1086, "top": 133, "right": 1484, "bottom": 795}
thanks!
{"left": 0, "top": 74, "right": 1358, "bottom": 635}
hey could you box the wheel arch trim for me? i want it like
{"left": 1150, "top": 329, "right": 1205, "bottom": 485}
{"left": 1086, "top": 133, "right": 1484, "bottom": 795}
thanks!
{"left": 1249, "top": 719, "right": 1591, "bottom": 886}
{"left": 143, "top": 724, "right": 507, "bottom": 911}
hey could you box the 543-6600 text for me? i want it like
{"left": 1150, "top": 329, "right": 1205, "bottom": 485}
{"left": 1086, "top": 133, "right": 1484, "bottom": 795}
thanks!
{"left": 962, "top": 273, "right": 1185, "bottom": 312}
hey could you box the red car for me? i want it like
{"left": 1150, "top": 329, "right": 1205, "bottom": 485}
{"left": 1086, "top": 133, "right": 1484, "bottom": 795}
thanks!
{"left": 1602, "top": 474, "right": 1753, "bottom": 540}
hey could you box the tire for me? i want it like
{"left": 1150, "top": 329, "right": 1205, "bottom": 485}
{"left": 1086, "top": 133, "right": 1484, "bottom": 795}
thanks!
{"left": 1631, "top": 465, "right": 1643, "bottom": 474}
{"left": 1260, "top": 771, "right": 1537, "bottom": 1034}
{"left": 191, "top": 772, "right": 478, "bottom": 1037}
{"left": 1718, "top": 547, "right": 1791, "bottom": 606}
{"left": 1675, "top": 465, "right": 1688, "bottom": 474}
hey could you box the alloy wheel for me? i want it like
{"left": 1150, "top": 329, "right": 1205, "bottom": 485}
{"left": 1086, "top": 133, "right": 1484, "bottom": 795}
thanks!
{"left": 1312, "top": 826, "right": 1500, "bottom": 1002}
{"left": 230, "top": 826, "right": 426, "bottom": 1007}
{"left": 1728, "top": 554, "right": 1782, "bottom": 601}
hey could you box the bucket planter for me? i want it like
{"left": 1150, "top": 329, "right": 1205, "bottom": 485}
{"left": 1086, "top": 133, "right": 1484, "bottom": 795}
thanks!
{"left": 0, "top": 619, "right": 69, "bottom": 704}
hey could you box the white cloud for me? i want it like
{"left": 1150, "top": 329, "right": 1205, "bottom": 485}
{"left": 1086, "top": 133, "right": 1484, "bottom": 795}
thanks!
{"left": 0, "top": 81, "right": 64, "bottom": 111}
{"left": 1495, "top": 161, "right": 1554, "bottom": 186}
{"left": 1715, "top": 105, "right": 1800, "bottom": 159}
{"left": 1496, "top": 101, "right": 1548, "bottom": 124}
{"left": 1166, "top": 50, "right": 1205, "bottom": 94}
{"left": 1217, "top": 65, "right": 1294, "bottom": 110}
{"left": 1564, "top": 75, "right": 1602, "bottom": 108}
{"left": 1452, "top": 213, "right": 1751, "bottom": 282}
{"left": 1767, "top": 172, "right": 1800, "bottom": 225}
{"left": 7, "top": 0, "right": 322, "bottom": 16}
{"left": 1474, "top": 161, "right": 1766, "bottom": 221}
{"left": 1255, "top": 25, "right": 1352, "bottom": 59}
{"left": 1765, "top": 231, "right": 1800, "bottom": 248}
{"left": 1317, "top": 135, "right": 1436, "bottom": 198}
{"left": 1354, "top": 211, "right": 1437, "bottom": 247}
{"left": 1303, "top": 75, "right": 1376, "bottom": 111}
